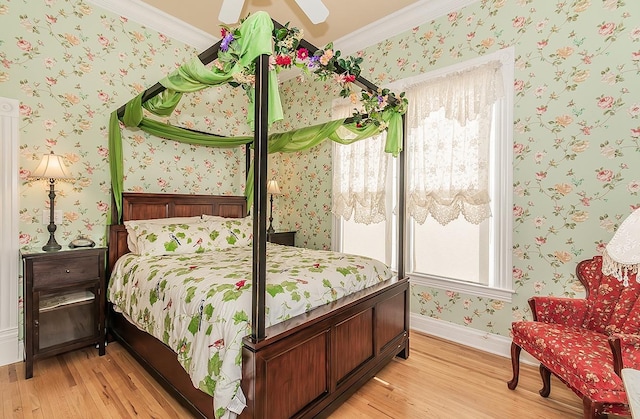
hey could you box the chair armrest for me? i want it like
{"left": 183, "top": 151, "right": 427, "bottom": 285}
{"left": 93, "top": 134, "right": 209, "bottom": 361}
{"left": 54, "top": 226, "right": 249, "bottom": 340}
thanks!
{"left": 609, "top": 334, "right": 640, "bottom": 376}
{"left": 529, "top": 296, "right": 588, "bottom": 326}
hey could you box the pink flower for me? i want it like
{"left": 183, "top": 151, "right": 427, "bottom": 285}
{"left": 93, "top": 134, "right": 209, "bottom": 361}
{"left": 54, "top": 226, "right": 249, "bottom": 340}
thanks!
{"left": 597, "top": 96, "right": 615, "bottom": 109}
{"left": 535, "top": 171, "right": 547, "bottom": 180}
{"left": 235, "top": 280, "right": 246, "bottom": 289}
{"left": 97, "top": 146, "right": 109, "bottom": 157}
{"left": 513, "top": 16, "right": 526, "bottom": 28}
{"left": 97, "top": 91, "right": 110, "bottom": 102}
{"left": 596, "top": 169, "right": 614, "bottom": 182}
{"left": 17, "top": 39, "right": 32, "bottom": 51}
{"left": 98, "top": 36, "right": 110, "bottom": 46}
{"left": 535, "top": 236, "right": 546, "bottom": 245}
{"left": 296, "top": 48, "right": 309, "bottom": 60}
{"left": 513, "top": 206, "right": 524, "bottom": 217}
{"left": 463, "top": 316, "right": 473, "bottom": 325}
{"left": 467, "top": 32, "right": 475, "bottom": 40}
{"left": 19, "top": 104, "right": 32, "bottom": 116}
{"left": 19, "top": 233, "right": 31, "bottom": 245}
{"left": 97, "top": 202, "right": 109, "bottom": 212}
{"left": 598, "top": 22, "right": 616, "bottom": 36}
{"left": 632, "top": 127, "right": 640, "bottom": 138}
{"left": 45, "top": 14, "right": 57, "bottom": 24}
{"left": 513, "top": 268, "right": 523, "bottom": 279}
{"left": 536, "top": 105, "right": 547, "bottom": 115}
{"left": 537, "top": 39, "right": 548, "bottom": 49}
{"left": 514, "top": 79, "right": 525, "bottom": 91}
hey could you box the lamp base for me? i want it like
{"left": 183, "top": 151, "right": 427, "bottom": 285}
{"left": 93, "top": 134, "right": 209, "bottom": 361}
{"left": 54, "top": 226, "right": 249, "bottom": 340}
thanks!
{"left": 42, "top": 236, "right": 62, "bottom": 252}
{"left": 42, "top": 243, "right": 62, "bottom": 252}
{"left": 43, "top": 220, "right": 61, "bottom": 252}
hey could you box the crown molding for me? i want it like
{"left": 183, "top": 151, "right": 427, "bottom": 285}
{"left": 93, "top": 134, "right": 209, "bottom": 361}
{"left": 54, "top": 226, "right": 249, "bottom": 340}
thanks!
{"left": 334, "top": 0, "right": 479, "bottom": 55}
{"left": 86, "top": 0, "right": 216, "bottom": 51}
{"left": 88, "top": 0, "right": 478, "bottom": 53}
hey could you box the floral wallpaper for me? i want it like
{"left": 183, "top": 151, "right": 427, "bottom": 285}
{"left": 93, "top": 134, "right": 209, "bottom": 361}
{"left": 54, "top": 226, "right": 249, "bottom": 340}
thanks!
{"left": 276, "top": 0, "right": 640, "bottom": 337}
{"left": 2, "top": 0, "right": 252, "bottom": 252}
{"left": 1, "top": 0, "right": 253, "bottom": 338}
{"left": 2, "top": 0, "right": 639, "bottom": 344}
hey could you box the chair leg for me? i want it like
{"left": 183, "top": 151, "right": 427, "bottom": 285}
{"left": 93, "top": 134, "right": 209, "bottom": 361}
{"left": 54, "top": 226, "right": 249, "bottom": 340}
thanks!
{"left": 539, "top": 364, "right": 551, "bottom": 397}
{"left": 583, "top": 397, "right": 607, "bottom": 419}
{"left": 507, "top": 342, "right": 521, "bottom": 390}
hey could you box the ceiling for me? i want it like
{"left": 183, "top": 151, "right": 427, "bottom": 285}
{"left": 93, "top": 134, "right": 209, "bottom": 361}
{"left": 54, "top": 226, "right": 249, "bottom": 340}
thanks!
{"left": 138, "top": 0, "right": 420, "bottom": 49}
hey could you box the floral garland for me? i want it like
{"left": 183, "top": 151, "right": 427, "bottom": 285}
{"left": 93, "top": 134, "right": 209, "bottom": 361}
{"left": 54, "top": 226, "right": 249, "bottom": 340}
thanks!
{"left": 215, "top": 19, "right": 407, "bottom": 130}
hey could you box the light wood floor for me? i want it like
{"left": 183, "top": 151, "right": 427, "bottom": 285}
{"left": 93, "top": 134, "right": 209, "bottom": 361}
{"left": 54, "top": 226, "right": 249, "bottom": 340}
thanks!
{"left": 1, "top": 331, "right": 601, "bottom": 419}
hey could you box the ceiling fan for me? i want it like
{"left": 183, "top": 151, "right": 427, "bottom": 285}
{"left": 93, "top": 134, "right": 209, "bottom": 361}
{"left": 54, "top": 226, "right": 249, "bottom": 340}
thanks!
{"left": 219, "top": 0, "right": 330, "bottom": 25}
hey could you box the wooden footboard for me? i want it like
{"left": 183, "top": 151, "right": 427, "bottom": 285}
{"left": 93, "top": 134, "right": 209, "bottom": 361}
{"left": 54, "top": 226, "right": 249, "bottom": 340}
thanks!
{"left": 110, "top": 276, "right": 409, "bottom": 419}
{"left": 241, "top": 277, "right": 409, "bottom": 419}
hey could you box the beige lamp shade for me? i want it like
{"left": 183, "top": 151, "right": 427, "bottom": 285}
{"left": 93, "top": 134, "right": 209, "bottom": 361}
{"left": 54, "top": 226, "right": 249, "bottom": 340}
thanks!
{"left": 267, "top": 179, "right": 281, "bottom": 195}
{"left": 30, "top": 151, "right": 73, "bottom": 180}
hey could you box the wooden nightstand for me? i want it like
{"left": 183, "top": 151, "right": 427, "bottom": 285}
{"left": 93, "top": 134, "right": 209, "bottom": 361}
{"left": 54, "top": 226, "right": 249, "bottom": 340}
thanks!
{"left": 22, "top": 247, "right": 107, "bottom": 379}
{"left": 267, "top": 231, "right": 296, "bottom": 246}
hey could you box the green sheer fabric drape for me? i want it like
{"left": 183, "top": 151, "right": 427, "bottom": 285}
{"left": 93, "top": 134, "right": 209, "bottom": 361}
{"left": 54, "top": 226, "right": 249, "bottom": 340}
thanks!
{"left": 108, "top": 11, "right": 404, "bottom": 221}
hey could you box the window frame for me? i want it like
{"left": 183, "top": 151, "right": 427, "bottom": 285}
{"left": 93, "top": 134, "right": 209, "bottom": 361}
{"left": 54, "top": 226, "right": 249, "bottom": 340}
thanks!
{"left": 333, "top": 47, "right": 515, "bottom": 302}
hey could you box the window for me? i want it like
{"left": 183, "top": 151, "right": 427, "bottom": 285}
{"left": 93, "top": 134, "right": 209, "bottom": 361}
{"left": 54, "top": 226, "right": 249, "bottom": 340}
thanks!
{"left": 333, "top": 48, "right": 514, "bottom": 301}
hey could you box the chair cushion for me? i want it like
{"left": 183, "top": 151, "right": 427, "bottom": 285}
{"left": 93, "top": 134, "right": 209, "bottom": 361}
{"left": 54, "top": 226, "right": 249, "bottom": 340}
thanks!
{"left": 511, "top": 320, "right": 627, "bottom": 405}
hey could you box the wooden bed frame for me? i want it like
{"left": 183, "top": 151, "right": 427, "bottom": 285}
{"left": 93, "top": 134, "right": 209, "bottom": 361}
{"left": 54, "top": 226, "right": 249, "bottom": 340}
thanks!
{"left": 107, "top": 192, "right": 410, "bottom": 419}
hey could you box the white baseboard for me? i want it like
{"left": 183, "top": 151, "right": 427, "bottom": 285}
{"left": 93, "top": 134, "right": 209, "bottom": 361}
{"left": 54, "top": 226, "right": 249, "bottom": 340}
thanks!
{"left": 0, "top": 327, "right": 21, "bottom": 367}
{"left": 410, "top": 313, "right": 537, "bottom": 366}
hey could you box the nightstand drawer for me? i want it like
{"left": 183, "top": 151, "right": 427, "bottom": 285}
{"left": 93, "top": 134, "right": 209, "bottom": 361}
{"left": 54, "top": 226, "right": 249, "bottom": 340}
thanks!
{"left": 31, "top": 254, "right": 100, "bottom": 288}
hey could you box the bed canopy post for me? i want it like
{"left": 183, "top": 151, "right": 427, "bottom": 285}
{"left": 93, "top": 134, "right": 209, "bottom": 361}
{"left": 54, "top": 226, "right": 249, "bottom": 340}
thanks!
{"left": 251, "top": 53, "right": 270, "bottom": 342}
{"left": 397, "top": 113, "right": 406, "bottom": 279}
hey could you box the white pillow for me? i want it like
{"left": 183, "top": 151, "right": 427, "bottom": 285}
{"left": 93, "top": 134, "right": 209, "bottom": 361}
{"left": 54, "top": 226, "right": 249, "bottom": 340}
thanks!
{"left": 207, "top": 216, "right": 253, "bottom": 248}
{"left": 124, "top": 216, "right": 205, "bottom": 254}
{"left": 129, "top": 221, "right": 219, "bottom": 256}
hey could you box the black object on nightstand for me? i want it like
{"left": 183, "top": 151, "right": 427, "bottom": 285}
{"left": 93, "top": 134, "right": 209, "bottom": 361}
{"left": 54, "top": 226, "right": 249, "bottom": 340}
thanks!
{"left": 267, "top": 231, "right": 296, "bottom": 247}
{"left": 22, "top": 247, "right": 107, "bottom": 379}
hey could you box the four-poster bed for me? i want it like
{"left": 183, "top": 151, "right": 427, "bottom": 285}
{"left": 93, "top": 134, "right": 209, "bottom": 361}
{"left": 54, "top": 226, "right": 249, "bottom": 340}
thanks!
{"left": 106, "top": 12, "right": 409, "bottom": 419}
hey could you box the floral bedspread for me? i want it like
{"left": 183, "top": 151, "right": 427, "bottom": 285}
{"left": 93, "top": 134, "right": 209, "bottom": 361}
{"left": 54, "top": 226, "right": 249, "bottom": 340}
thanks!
{"left": 107, "top": 243, "right": 392, "bottom": 419}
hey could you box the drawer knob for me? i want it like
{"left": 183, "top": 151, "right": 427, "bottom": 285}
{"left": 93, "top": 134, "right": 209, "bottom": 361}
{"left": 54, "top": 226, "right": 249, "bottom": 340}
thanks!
{"left": 65, "top": 269, "right": 70, "bottom": 273}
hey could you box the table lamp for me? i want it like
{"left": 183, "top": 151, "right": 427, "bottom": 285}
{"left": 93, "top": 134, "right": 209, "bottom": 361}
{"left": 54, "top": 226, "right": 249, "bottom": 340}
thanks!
{"left": 30, "top": 151, "right": 73, "bottom": 251}
{"left": 266, "top": 179, "right": 281, "bottom": 234}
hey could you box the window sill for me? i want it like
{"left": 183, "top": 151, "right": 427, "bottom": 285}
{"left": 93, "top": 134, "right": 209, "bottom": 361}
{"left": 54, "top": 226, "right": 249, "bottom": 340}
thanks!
{"left": 409, "top": 272, "right": 514, "bottom": 302}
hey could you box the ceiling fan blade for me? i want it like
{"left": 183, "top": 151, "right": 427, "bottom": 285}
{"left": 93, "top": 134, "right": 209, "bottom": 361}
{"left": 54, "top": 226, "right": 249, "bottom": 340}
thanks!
{"left": 219, "top": 0, "right": 245, "bottom": 24}
{"left": 294, "top": 0, "right": 329, "bottom": 24}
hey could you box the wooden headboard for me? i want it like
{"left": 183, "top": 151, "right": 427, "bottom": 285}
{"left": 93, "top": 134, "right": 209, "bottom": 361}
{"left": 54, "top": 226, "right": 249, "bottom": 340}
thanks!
{"left": 108, "top": 192, "right": 247, "bottom": 272}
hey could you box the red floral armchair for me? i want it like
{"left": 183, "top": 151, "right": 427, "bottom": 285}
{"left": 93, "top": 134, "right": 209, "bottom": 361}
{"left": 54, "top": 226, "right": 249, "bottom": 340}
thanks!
{"left": 508, "top": 256, "right": 640, "bottom": 419}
